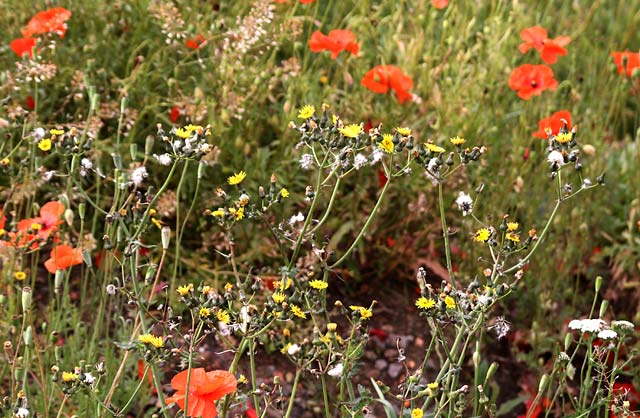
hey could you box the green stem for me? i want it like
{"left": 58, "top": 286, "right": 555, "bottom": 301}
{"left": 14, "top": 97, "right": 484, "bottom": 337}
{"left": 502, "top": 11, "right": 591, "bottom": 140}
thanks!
{"left": 283, "top": 369, "right": 302, "bottom": 418}
{"left": 438, "top": 182, "right": 457, "bottom": 289}
{"left": 249, "top": 339, "right": 261, "bottom": 418}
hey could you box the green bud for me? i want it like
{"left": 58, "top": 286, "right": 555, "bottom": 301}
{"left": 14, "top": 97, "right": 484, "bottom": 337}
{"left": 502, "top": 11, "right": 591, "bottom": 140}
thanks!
{"left": 599, "top": 300, "right": 608, "bottom": 318}
{"left": 145, "top": 135, "right": 155, "bottom": 156}
{"left": 120, "top": 96, "right": 128, "bottom": 114}
{"left": 22, "top": 287, "right": 32, "bottom": 312}
{"left": 538, "top": 374, "right": 548, "bottom": 393}
{"left": 23, "top": 326, "right": 33, "bottom": 347}
{"left": 197, "top": 162, "right": 206, "bottom": 180}
{"left": 78, "top": 202, "right": 86, "bottom": 220}
{"left": 130, "top": 143, "right": 138, "bottom": 161}
{"left": 64, "top": 209, "right": 74, "bottom": 227}
{"left": 595, "top": 276, "right": 603, "bottom": 292}
{"left": 564, "top": 333, "right": 572, "bottom": 351}
{"left": 161, "top": 226, "right": 171, "bottom": 250}
{"left": 485, "top": 362, "right": 499, "bottom": 384}
{"left": 111, "top": 153, "right": 122, "bottom": 170}
{"left": 54, "top": 271, "right": 64, "bottom": 295}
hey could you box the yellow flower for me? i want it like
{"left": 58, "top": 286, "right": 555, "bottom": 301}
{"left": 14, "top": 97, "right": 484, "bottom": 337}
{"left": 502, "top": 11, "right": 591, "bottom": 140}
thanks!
{"left": 444, "top": 296, "right": 456, "bottom": 309}
{"left": 38, "top": 139, "right": 52, "bottom": 151}
{"left": 309, "top": 280, "right": 328, "bottom": 290}
{"left": 50, "top": 129, "right": 64, "bottom": 135}
{"left": 379, "top": 134, "right": 395, "bottom": 154}
{"left": 426, "top": 381, "right": 439, "bottom": 396}
{"left": 416, "top": 297, "right": 436, "bottom": 310}
{"left": 138, "top": 334, "right": 164, "bottom": 348}
{"left": 238, "top": 374, "right": 248, "bottom": 384}
{"left": 233, "top": 206, "right": 244, "bottom": 221}
{"left": 411, "top": 408, "right": 424, "bottom": 418}
{"left": 224, "top": 283, "right": 233, "bottom": 292}
{"left": 274, "top": 278, "right": 292, "bottom": 290}
{"left": 395, "top": 127, "right": 412, "bottom": 136}
{"left": 280, "top": 188, "right": 290, "bottom": 198}
{"left": 280, "top": 342, "right": 292, "bottom": 354}
{"left": 14, "top": 271, "right": 27, "bottom": 281}
{"left": 350, "top": 305, "right": 372, "bottom": 320}
{"left": 474, "top": 228, "right": 491, "bottom": 243}
{"left": 61, "top": 371, "right": 78, "bottom": 382}
{"left": 332, "top": 114, "right": 339, "bottom": 125}
{"left": 556, "top": 132, "right": 572, "bottom": 143}
{"left": 297, "top": 105, "right": 315, "bottom": 119}
{"left": 184, "top": 124, "right": 203, "bottom": 133}
{"left": 319, "top": 75, "right": 329, "bottom": 84}
{"left": 0, "top": 158, "right": 9, "bottom": 166}
{"left": 177, "top": 284, "right": 194, "bottom": 296}
{"left": 199, "top": 307, "right": 211, "bottom": 318}
{"left": 272, "top": 292, "right": 286, "bottom": 304}
{"left": 228, "top": 171, "right": 247, "bottom": 185}
{"left": 216, "top": 310, "right": 230, "bottom": 324}
{"left": 339, "top": 123, "right": 363, "bottom": 138}
{"left": 506, "top": 232, "right": 520, "bottom": 243}
{"left": 174, "top": 127, "right": 191, "bottom": 139}
{"left": 507, "top": 222, "right": 519, "bottom": 231}
{"left": 201, "top": 285, "right": 212, "bottom": 294}
{"left": 290, "top": 305, "right": 307, "bottom": 319}
{"left": 425, "top": 142, "right": 445, "bottom": 153}
{"left": 449, "top": 136, "right": 466, "bottom": 146}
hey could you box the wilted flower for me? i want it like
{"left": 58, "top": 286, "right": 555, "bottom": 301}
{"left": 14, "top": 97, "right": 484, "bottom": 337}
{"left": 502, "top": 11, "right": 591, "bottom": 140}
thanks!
{"left": 131, "top": 166, "right": 148, "bottom": 186}
{"left": 455, "top": 191, "right": 473, "bottom": 216}
{"left": 327, "top": 363, "right": 343, "bottom": 377}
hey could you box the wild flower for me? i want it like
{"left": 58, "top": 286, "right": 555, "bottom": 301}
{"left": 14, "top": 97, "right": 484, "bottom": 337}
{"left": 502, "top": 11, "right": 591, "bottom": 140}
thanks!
{"left": 165, "top": 369, "right": 237, "bottom": 418}
{"left": 327, "top": 363, "right": 343, "bottom": 377}
{"left": 361, "top": 65, "right": 414, "bottom": 104}
{"left": 416, "top": 296, "right": 436, "bottom": 310}
{"left": 15, "top": 201, "right": 64, "bottom": 242}
{"left": 378, "top": 134, "right": 395, "bottom": 153}
{"left": 547, "top": 150, "right": 564, "bottom": 166}
{"left": 508, "top": 64, "right": 558, "bottom": 100}
{"left": 308, "top": 29, "right": 359, "bottom": 59}
{"left": 431, "top": 0, "right": 448, "bottom": 8}
{"left": 297, "top": 105, "right": 315, "bottom": 119}
{"left": 568, "top": 318, "right": 606, "bottom": 333}
{"left": 611, "top": 51, "right": 640, "bottom": 76}
{"left": 474, "top": 228, "right": 491, "bottom": 243}
{"left": 411, "top": 408, "right": 424, "bottom": 418}
{"left": 290, "top": 305, "right": 306, "bottom": 319}
{"left": 130, "top": 166, "right": 148, "bottom": 186}
{"left": 10, "top": 38, "right": 36, "bottom": 58}
{"left": 44, "top": 245, "right": 83, "bottom": 273}
{"left": 22, "top": 7, "right": 72, "bottom": 39}
{"left": 339, "top": 123, "right": 363, "bottom": 138}
{"left": 228, "top": 171, "right": 247, "bottom": 185}
{"left": 532, "top": 110, "right": 572, "bottom": 139}
{"left": 597, "top": 329, "right": 617, "bottom": 340}
{"left": 519, "top": 26, "right": 571, "bottom": 64}
{"left": 299, "top": 153, "right": 314, "bottom": 169}
{"left": 138, "top": 334, "right": 164, "bottom": 348}
{"left": 455, "top": 191, "right": 473, "bottom": 216}
{"left": 185, "top": 35, "right": 206, "bottom": 49}
{"left": 309, "top": 279, "right": 328, "bottom": 290}
{"left": 353, "top": 153, "right": 368, "bottom": 169}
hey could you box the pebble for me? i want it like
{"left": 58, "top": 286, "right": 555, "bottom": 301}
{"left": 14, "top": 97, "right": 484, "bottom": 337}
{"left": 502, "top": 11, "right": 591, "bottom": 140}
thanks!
{"left": 374, "top": 359, "right": 388, "bottom": 370}
{"left": 387, "top": 363, "right": 403, "bottom": 379}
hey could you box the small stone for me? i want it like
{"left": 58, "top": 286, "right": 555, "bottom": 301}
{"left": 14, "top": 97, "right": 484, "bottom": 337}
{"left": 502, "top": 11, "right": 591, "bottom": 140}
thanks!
{"left": 406, "top": 360, "right": 416, "bottom": 369}
{"left": 415, "top": 337, "right": 424, "bottom": 348}
{"left": 365, "top": 368, "right": 381, "bottom": 379}
{"left": 364, "top": 350, "right": 377, "bottom": 361}
{"left": 374, "top": 359, "right": 388, "bottom": 370}
{"left": 383, "top": 348, "right": 397, "bottom": 360}
{"left": 387, "top": 363, "right": 403, "bottom": 379}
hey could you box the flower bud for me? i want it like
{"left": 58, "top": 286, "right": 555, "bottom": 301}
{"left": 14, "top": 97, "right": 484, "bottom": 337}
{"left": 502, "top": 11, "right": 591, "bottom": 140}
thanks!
{"left": 161, "top": 226, "right": 171, "bottom": 250}
{"left": 145, "top": 135, "right": 155, "bottom": 156}
{"left": 538, "top": 373, "right": 548, "bottom": 393}
{"left": 484, "top": 362, "right": 499, "bottom": 384}
{"left": 54, "top": 271, "right": 64, "bottom": 295}
{"left": 78, "top": 203, "right": 86, "bottom": 220}
{"left": 595, "top": 276, "right": 603, "bottom": 293}
{"left": 23, "top": 326, "right": 33, "bottom": 347}
{"left": 599, "top": 300, "right": 608, "bottom": 318}
{"left": 130, "top": 143, "right": 138, "bottom": 161}
{"left": 564, "top": 333, "right": 572, "bottom": 351}
{"left": 22, "top": 287, "right": 32, "bottom": 312}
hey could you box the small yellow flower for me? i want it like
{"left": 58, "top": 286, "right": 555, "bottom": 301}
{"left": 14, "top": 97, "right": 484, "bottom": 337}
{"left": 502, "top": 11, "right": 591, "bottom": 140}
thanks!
{"left": 61, "top": 371, "right": 78, "bottom": 382}
{"left": 555, "top": 132, "right": 572, "bottom": 143}
{"left": 309, "top": 279, "right": 328, "bottom": 290}
{"left": 528, "top": 228, "right": 537, "bottom": 238}
{"left": 216, "top": 309, "right": 230, "bottom": 324}
{"left": 201, "top": 285, "right": 212, "bottom": 294}
{"left": 224, "top": 283, "right": 233, "bottom": 292}
{"left": 233, "top": 206, "right": 244, "bottom": 221}
{"left": 211, "top": 209, "right": 225, "bottom": 217}
{"left": 395, "top": 127, "right": 412, "bottom": 136}
{"left": 290, "top": 305, "right": 307, "bottom": 319}
{"left": 50, "top": 129, "right": 64, "bottom": 136}
{"left": 14, "top": 271, "right": 27, "bottom": 281}
{"left": 280, "top": 342, "right": 292, "bottom": 354}
{"left": 177, "top": 284, "right": 194, "bottom": 296}
{"left": 138, "top": 334, "right": 164, "bottom": 348}
{"left": 199, "top": 307, "right": 211, "bottom": 318}
{"left": 350, "top": 305, "right": 372, "bottom": 320}
{"left": 280, "top": 188, "right": 290, "bottom": 198}
{"left": 297, "top": 105, "right": 315, "bottom": 119}
{"left": 38, "top": 139, "right": 52, "bottom": 151}
{"left": 507, "top": 222, "right": 519, "bottom": 231}
{"left": 449, "top": 136, "right": 466, "bottom": 146}
{"left": 272, "top": 291, "right": 286, "bottom": 304}
{"left": 444, "top": 296, "right": 456, "bottom": 309}
{"left": 174, "top": 127, "right": 191, "bottom": 139}
{"left": 332, "top": 114, "right": 339, "bottom": 125}
{"left": 506, "top": 232, "right": 520, "bottom": 243}
{"left": 0, "top": 157, "right": 9, "bottom": 166}
{"left": 339, "top": 123, "right": 363, "bottom": 138}
{"left": 151, "top": 218, "right": 163, "bottom": 229}
{"left": 426, "top": 381, "right": 439, "bottom": 396}
{"left": 184, "top": 124, "right": 203, "bottom": 133}
{"left": 474, "top": 228, "right": 491, "bottom": 243}
{"left": 416, "top": 297, "right": 436, "bottom": 310}
{"left": 319, "top": 75, "right": 329, "bottom": 84}
{"left": 379, "top": 134, "right": 395, "bottom": 154}
{"left": 228, "top": 171, "right": 247, "bottom": 185}
{"left": 238, "top": 374, "right": 248, "bottom": 384}
{"left": 411, "top": 408, "right": 424, "bottom": 418}
{"left": 274, "top": 278, "right": 293, "bottom": 290}
{"left": 425, "top": 142, "right": 445, "bottom": 153}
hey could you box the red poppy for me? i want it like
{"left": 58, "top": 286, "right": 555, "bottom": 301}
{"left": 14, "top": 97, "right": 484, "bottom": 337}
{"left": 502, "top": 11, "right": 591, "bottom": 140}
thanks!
{"left": 44, "top": 244, "right": 83, "bottom": 273}
{"left": 508, "top": 64, "right": 558, "bottom": 100}
{"left": 166, "top": 368, "right": 237, "bottom": 418}
{"left": 611, "top": 382, "right": 640, "bottom": 418}
{"left": 431, "top": 0, "right": 449, "bottom": 8}
{"left": 377, "top": 169, "right": 388, "bottom": 188}
{"left": 519, "top": 26, "right": 571, "bottom": 64}
{"left": 244, "top": 404, "right": 258, "bottom": 418}
{"left": 611, "top": 51, "right": 640, "bottom": 77}
{"left": 169, "top": 106, "right": 181, "bottom": 123}
{"left": 22, "top": 7, "right": 72, "bottom": 39}
{"left": 17, "top": 201, "right": 65, "bottom": 241}
{"left": 26, "top": 95, "right": 35, "bottom": 110}
{"left": 300, "top": 0, "right": 315, "bottom": 3}
{"left": 517, "top": 397, "right": 551, "bottom": 418}
{"left": 309, "top": 30, "right": 359, "bottom": 59}
{"left": 532, "top": 110, "right": 571, "bottom": 138}
{"left": 361, "top": 65, "right": 414, "bottom": 104}
{"left": 10, "top": 37, "right": 36, "bottom": 58}
{"left": 185, "top": 35, "right": 207, "bottom": 50}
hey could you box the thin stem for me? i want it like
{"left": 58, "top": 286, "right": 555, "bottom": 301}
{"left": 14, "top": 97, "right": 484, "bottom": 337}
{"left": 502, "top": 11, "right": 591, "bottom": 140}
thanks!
{"left": 438, "top": 182, "right": 457, "bottom": 289}
{"left": 283, "top": 369, "right": 302, "bottom": 418}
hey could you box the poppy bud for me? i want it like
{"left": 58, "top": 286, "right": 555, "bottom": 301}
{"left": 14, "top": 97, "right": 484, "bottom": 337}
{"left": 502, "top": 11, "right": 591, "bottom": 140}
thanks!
{"left": 595, "top": 276, "right": 603, "bottom": 292}
{"left": 599, "top": 300, "right": 608, "bottom": 318}
{"left": 23, "top": 326, "right": 33, "bottom": 347}
{"left": 54, "top": 271, "right": 64, "bottom": 294}
{"left": 161, "top": 226, "right": 171, "bottom": 250}
{"left": 111, "top": 153, "right": 122, "bottom": 170}
{"left": 22, "top": 287, "right": 32, "bottom": 312}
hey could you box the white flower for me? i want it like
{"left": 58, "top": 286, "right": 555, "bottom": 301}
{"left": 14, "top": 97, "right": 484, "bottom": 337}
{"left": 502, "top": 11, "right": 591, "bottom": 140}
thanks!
{"left": 353, "top": 153, "right": 367, "bottom": 170}
{"left": 299, "top": 154, "right": 314, "bottom": 170}
{"left": 287, "top": 343, "right": 301, "bottom": 356}
{"left": 83, "top": 372, "right": 96, "bottom": 385}
{"left": 32, "top": 127, "right": 45, "bottom": 140}
{"left": 289, "top": 212, "right": 305, "bottom": 225}
{"left": 547, "top": 150, "right": 564, "bottom": 166}
{"left": 455, "top": 191, "right": 473, "bottom": 216}
{"left": 597, "top": 329, "right": 617, "bottom": 340}
{"left": 327, "top": 363, "right": 343, "bottom": 377}
{"left": 130, "top": 166, "right": 148, "bottom": 186}
{"left": 568, "top": 318, "right": 605, "bottom": 333}
{"left": 582, "top": 178, "right": 592, "bottom": 188}
{"left": 611, "top": 320, "right": 634, "bottom": 331}
{"left": 16, "top": 407, "right": 30, "bottom": 417}
{"left": 42, "top": 170, "right": 56, "bottom": 182}
{"left": 154, "top": 153, "right": 173, "bottom": 166}
{"left": 370, "top": 149, "right": 383, "bottom": 165}
{"left": 427, "top": 157, "right": 439, "bottom": 173}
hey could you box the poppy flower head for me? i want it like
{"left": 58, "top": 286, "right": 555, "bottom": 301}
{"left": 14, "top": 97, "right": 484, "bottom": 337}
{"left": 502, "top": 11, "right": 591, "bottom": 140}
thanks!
{"left": 431, "top": 0, "right": 449, "bottom": 8}
{"left": 611, "top": 51, "right": 640, "bottom": 77}
{"left": 10, "top": 37, "right": 36, "bottom": 58}
{"left": 361, "top": 65, "right": 414, "bottom": 104}
{"left": 309, "top": 29, "right": 359, "bottom": 59}
{"left": 508, "top": 64, "right": 558, "bottom": 100}
{"left": 22, "top": 7, "right": 72, "bottom": 39}
{"left": 17, "top": 201, "right": 65, "bottom": 241}
{"left": 519, "top": 26, "right": 571, "bottom": 64}
{"left": 185, "top": 35, "right": 207, "bottom": 50}
{"left": 166, "top": 368, "right": 237, "bottom": 418}
{"left": 532, "top": 110, "right": 572, "bottom": 139}
{"left": 44, "top": 244, "right": 83, "bottom": 274}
